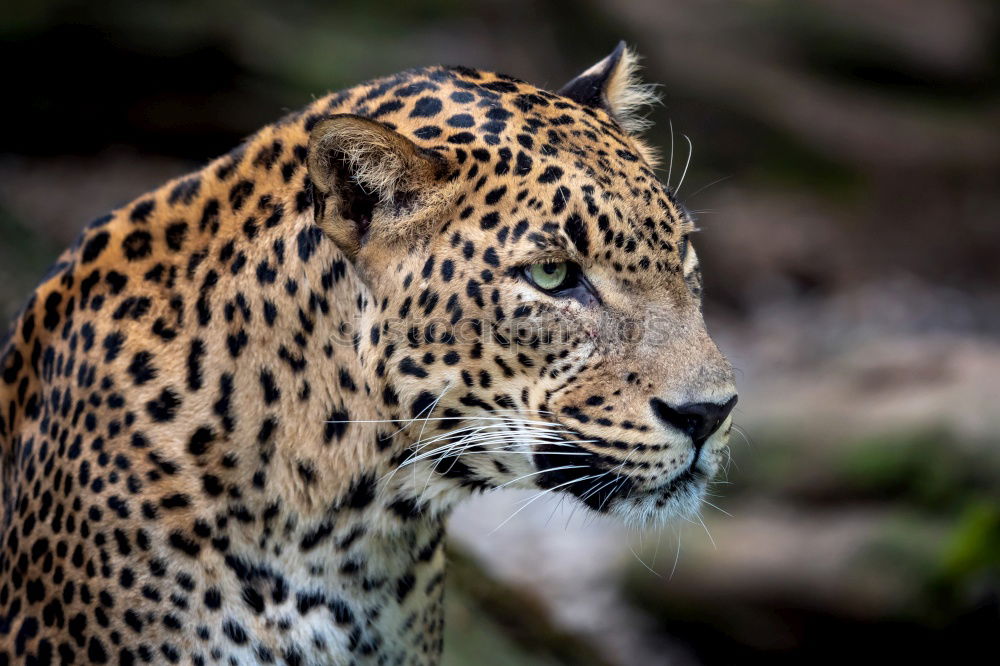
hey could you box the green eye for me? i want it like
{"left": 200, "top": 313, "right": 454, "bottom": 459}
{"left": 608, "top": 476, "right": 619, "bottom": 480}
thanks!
{"left": 522, "top": 261, "right": 598, "bottom": 304}
{"left": 527, "top": 262, "right": 569, "bottom": 291}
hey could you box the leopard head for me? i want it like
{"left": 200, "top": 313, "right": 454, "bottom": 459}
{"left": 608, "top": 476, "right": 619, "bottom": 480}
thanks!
{"left": 307, "top": 44, "right": 737, "bottom": 526}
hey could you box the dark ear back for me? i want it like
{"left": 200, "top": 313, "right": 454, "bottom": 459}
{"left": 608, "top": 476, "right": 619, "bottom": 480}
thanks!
{"left": 559, "top": 41, "right": 628, "bottom": 108}
{"left": 558, "top": 41, "right": 659, "bottom": 134}
{"left": 307, "top": 114, "right": 446, "bottom": 259}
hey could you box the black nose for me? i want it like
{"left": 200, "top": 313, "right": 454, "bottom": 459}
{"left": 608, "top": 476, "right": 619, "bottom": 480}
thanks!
{"left": 650, "top": 396, "right": 738, "bottom": 444}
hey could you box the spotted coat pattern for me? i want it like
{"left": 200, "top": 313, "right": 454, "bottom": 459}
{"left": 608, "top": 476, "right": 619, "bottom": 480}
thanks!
{"left": 0, "top": 45, "right": 736, "bottom": 665}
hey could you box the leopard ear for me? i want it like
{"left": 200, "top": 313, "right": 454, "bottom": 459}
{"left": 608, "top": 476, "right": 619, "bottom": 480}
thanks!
{"left": 559, "top": 41, "right": 660, "bottom": 134}
{"left": 307, "top": 114, "right": 447, "bottom": 259}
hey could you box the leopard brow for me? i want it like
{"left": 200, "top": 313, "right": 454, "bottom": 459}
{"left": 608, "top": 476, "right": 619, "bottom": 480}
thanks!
{"left": 513, "top": 248, "right": 574, "bottom": 266}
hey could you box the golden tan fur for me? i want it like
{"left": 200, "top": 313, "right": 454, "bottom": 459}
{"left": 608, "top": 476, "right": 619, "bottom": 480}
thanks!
{"left": 0, "top": 46, "right": 735, "bottom": 665}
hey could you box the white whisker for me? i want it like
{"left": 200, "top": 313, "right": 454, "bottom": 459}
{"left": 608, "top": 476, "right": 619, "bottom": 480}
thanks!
{"left": 669, "top": 527, "right": 683, "bottom": 580}
{"left": 592, "top": 447, "right": 639, "bottom": 514}
{"left": 700, "top": 498, "right": 732, "bottom": 517}
{"left": 400, "top": 430, "right": 592, "bottom": 469}
{"left": 695, "top": 513, "right": 716, "bottom": 549}
{"left": 489, "top": 472, "right": 606, "bottom": 535}
{"left": 686, "top": 174, "right": 732, "bottom": 200}
{"left": 667, "top": 118, "right": 675, "bottom": 188}
{"left": 629, "top": 542, "right": 664, "bottom": 580}
{"left": 675, "top": 134, "right": 693, "bottom": 196}
{"left": 497, "top": 464, "right": 590, "bottom": 489}
{"left": 651, "top": 529, "right": 663, "bottom": 567}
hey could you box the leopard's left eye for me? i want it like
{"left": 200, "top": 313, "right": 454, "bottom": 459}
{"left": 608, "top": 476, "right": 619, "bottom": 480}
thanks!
{"left": 522, "top": 261, "right": 599, "bottom": 305}
{"left": 527, "top": 262, "right": 569, "bottom": 291}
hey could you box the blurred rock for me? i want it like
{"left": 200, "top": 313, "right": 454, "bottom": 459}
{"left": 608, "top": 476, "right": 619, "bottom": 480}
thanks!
{"left": 0, "top": 151, "right": 195, "bottom": 245}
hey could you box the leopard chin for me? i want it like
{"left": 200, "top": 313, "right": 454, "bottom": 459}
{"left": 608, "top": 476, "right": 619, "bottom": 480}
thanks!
{"left": 611, "top": 468, "right": 713, "bottom": 528}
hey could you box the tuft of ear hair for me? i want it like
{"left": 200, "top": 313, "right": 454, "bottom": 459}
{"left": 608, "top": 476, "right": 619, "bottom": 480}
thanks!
{"left": 308, "top": 114, "right": 449, "bottom": 259}
{"left": 559, "top": 41, "right": 661, "bottom": 134}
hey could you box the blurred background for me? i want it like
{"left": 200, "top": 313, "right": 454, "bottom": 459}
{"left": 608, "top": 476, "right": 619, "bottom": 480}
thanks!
{"left": 2, "top": 0, "right": 998, "bottom": 663}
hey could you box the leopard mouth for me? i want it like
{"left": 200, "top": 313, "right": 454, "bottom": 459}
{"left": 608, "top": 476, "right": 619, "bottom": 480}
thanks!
{"left": 533, "top": 439, "right": 708, "bottom": 515}
{"left": 533, "top": 441, "right": 634, "bottom": 511}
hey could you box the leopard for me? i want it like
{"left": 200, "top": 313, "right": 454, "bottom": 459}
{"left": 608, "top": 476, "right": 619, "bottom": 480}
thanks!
{"left": 0, "top": 42, "right": 737, "bottom": 665}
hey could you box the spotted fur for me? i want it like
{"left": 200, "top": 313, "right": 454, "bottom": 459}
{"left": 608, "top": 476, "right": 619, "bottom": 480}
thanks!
{"left": 0, "top": 44, "right": 736, "bottom": 665}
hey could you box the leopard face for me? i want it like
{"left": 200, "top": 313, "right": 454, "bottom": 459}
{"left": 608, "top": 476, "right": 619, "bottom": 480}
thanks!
{"left": 310, "top": 44, "right": 737, "bottom": 526}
